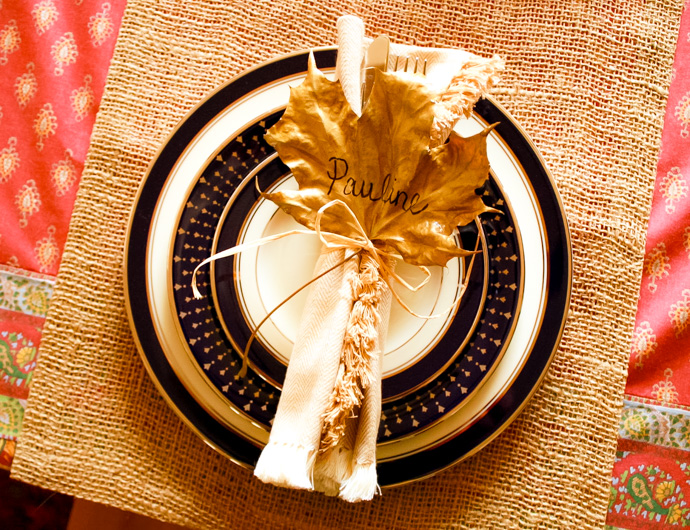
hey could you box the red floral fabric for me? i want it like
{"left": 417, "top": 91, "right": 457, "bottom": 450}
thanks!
{"left": 0, "top": 1, "right": 125, "bottom": 275}
{"left": 608, "top": 439, "right": 690, "bottom": 528}
{"left": 625, "top": 4, "right": 690, "bottom": 408}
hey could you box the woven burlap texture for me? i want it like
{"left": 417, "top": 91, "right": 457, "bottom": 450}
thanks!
{"left": 11, "top": 1, "right": 682, "bottom": 528}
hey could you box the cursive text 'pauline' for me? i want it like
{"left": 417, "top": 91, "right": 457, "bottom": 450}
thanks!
{"left": 326, "top": 156, "right": 428, "bottom": 215}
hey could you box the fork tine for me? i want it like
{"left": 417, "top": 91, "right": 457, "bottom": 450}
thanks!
{"left": 391, "top": 55, "right": 427, "bottom": 76}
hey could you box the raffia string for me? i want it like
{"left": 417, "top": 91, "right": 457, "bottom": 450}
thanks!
{"left": 236, "top": 250, "right": 360, "bottom": 378}
{"left": 191, "top": 198, "right": 477, "bottom": 378}
{"left": 191, "top": 198, "right": 479, "bottom": 489}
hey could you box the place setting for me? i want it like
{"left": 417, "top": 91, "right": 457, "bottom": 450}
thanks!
{"left": 125, "top": 16, "right": 571, "bottom": 500}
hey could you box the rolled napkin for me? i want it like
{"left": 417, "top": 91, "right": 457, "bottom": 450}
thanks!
{"left": 253, "top": 249, "right": 358, "bottom": 489}
{"left": 253, "top": 15, "right": 503, "bottom": 502}
{"left": 312, "top": 253, "right": 393, "bottom": 501}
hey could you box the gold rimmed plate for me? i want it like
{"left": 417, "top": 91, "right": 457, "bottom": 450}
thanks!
{"left": 124, "top": 48, "right": 571, "bottom": 485}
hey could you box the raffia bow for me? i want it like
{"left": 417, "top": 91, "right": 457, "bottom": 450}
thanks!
{"left": 191, "top": 198, "right": 475, "bottom": 377}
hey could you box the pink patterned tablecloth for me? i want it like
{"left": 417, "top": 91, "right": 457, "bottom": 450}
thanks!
{"left": 2, "top": 2, "right": 690, "bottom": 528}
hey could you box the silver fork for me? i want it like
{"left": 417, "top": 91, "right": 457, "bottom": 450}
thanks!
{"left": 361, "top": 44, "right": 428, "bottom": 111}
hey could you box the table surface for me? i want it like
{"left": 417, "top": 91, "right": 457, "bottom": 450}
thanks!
{"left": 0, "top": 2, "right": 688, "bottom": 528}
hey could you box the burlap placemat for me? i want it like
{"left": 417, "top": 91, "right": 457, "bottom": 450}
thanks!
{"left": 11, "top": 1, "right": 682, "bottom": 528}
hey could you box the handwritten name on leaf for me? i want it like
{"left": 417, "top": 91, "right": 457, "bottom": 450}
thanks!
{"left": 264, "top": 53, "right": 493, "bottom": 267}
{"left": 327, "top": 156, "right": 429, "bottom": 215}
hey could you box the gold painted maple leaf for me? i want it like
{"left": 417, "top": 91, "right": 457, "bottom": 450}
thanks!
{"left": 264, "top": 53, "right": 493, "bottom": 268}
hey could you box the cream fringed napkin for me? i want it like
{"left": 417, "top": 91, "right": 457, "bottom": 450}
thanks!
{"left": 254, "top": 15, "right": 503, "bottom": 502}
